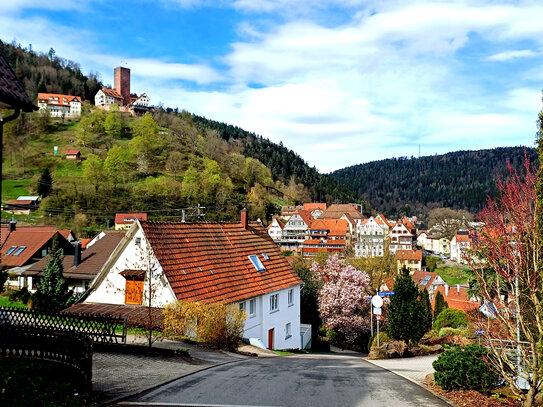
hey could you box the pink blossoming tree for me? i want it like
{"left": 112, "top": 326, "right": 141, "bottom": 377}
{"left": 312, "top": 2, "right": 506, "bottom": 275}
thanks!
{"left": 313, "top": 255, "right": 372, "bottom": 346}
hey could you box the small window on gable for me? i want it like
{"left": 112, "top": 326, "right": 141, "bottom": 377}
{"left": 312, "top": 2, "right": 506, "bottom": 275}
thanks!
{"left": 135, "top": 237, "right": 141, "bottom": 246}
{"left": 6, "top": 246, "right": 17, "bottom": 255}
{"left": 13, "top": 246, "right": 26, "bottom": 256}
{"left": 248, "top": 255, "right": 266, "bottom": 272}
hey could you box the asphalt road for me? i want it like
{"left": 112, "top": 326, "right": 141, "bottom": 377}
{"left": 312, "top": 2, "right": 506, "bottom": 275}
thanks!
{"left": 120, "top": 352, "right": 450, "bottom": 407}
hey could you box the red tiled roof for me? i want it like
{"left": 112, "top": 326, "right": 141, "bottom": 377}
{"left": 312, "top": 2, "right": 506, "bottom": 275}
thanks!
{"left": 310, "top": 219, "right": 348, "bottom": 237}
{"left": 318, "top": 204, "right": 363, "bottom": 220}
{"left": 141, "top": 221, "right": 301, "bottom": 304}
{"left": 6, "top": 200, "right": 33, "bottom": 205}
{"left": 411, "top": 270, "right": 439, "bottom": 289}
{"left": 37, "top": 93, "right": 81, "bottom": 107}
{"left": 81, "top": 238, "right": 92, "bottom": 249}
{"left": 101, "top": 87, "right": 123, "bottom": 99}
{"left": 303, "top": 203, "right": 327, "bottom": 212}
{"left": 433, "top": 285, "right": 479, "bottom": 312}
{"left": 115, "top": 213, "right": 148, "bottom": 224}
{"left": 456, "top": 234, "right": 472, "bottom": 242}
{"left": 294, "top": 210, "right": 314, "bottom": 227}
{"left": 1, "top": 230, "right": 68, "bottom": 267}
{"left": 65, "top": 150, "right": 80, "bottom": 155}
{"left": 396, "top": 250, "right": 423, "bottom": 261}
{"left": 376, "top": 214, "right": 390, "bottom": 227}
{"left": 268, "top": 216, "right": 284, "bottom": 230}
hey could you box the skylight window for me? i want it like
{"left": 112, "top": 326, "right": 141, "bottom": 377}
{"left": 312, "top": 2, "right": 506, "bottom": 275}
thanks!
{"left": 13, "top": 246, "right": 26, "bottom": 256}
{"left": 262, "top": 253, "right": 269, "bottom": 260}
{"left": 420, "top": 280, "right": 428, "bottom": 286}
{"left": 248, "top": 255, "right": 266, "bottom": 272}
{"left": 6, "top": 246, "right": 17, "bottom": 255}
{"left": 423, "top": 275, "right": 431, "bottom": 281}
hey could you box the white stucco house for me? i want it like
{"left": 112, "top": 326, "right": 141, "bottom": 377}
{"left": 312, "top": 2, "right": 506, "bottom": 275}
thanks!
{"left": 80, "top": 211, "right": 302, "bottom": 350}
{"left": 37, "top": 93, "right": 81, "bottom": 117}
{"left": 267, "top": 216, "right": 285, "bottom": 242}
{"left": 279, "top": 210, "right": 314, "bottom": 252}
{"left": 389, "top": 217, "right": 416, "bottom": 254}
{"left": 355, "top": 215, "right": 390, "bottom": 258}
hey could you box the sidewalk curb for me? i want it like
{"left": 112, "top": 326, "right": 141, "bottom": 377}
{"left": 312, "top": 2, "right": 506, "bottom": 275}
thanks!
{"left": 364, "top": 359, "right": 457, "bottom": 407}
{"left": 97, "top": 358, "right": 246, "bottom": 407}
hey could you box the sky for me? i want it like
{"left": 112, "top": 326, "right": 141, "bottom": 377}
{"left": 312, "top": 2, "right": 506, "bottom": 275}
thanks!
{"left": 2, "top": 0, "right": 543, "bottom": 173}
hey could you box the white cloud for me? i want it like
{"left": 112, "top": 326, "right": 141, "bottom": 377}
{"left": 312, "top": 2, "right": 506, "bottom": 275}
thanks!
{"left": 486, "top": 50, "right": 540, "bottom": 61}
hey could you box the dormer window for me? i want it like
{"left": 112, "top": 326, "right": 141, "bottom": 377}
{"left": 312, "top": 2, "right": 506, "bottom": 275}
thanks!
{"left": 248, "top": 255, "right": 265, "bottom": 272}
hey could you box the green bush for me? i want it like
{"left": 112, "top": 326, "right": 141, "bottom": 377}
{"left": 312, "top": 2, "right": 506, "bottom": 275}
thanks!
{"left": 433, "top": 344, "right": 498, "bottom": 392}
{"left": 438, "top": 327, "right": 462, "bottom": 337}
{"left": 8, "top": 287, "right": 31, "bottom": 305}
{"left": 371, "top": 332, "right": 391, "bottom": 348}
{"left": 434, "top": 308, "right": 467, "bottom": 331}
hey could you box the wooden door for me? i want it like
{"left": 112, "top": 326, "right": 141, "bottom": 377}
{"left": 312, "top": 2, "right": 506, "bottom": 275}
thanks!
{"left": 125, "top": 280, "right": 144, "bottom": 305}
{"left": 268, "top": 328, "right": 274, "bottom": 350}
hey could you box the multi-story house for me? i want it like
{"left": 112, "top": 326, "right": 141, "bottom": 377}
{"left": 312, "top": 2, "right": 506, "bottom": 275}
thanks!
{"left": 396, "top": 249, "right": 423, "bottom": 274}
{"left": 37, "top": 93, "right": 81, "bottom": 117}
{"left": 417, "top": 231, "right": 451, "bottom": 256}
{"left": 279, "top": 210, "right": 314, "bottom": 251}
{"left": 450, "top": 230, "right": 477, "bottom": 264}
{"left": 389, "top": 217, "right": 417, "bottom": 254}
{"left": 95, "top": 67, "right": 150, "bottom": 115}
{"left": 302, "top": 219, "right": 349, "bottom": 258}
{"left": 303, "top": 203, "right": 327, "bottom": 219}
{"left": 267, "top": 216, "right": 285, "bottom": 242}
{"left": 355, "top": 215, "right": 390, "bottom": 258}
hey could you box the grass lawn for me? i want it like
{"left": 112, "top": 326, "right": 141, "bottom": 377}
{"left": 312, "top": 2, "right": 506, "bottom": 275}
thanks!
{"left": 1, "top": 179, "right": 33, "bottom": 201}
{"left": 0, "top": 295, "right": 27, "bottom": 309}
{"left": 435, "top": 265, "right": 470, "bottom": 285}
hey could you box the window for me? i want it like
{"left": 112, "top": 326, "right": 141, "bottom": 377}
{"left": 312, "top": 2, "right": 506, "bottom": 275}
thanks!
{"left": 6, "top": 246, "right": 17, "bottom": 255}
{"left": 249, "top": 299, "right": 255, "bottom": 316}
{"left": 248, "top": 255, "right": 266, "bottom": 272}
{"left": 285, "top": 322, "right": 292, "bottom": 339}
{"left": 262, "top": 253, "right": 269, "bottom": 260}
{"left": 13, "top": 246, "right": 26, "bottom": 256}
{"left": 135, "top": 237, "right": 141, "bottom": 246}
{"left": 270, "top": 294, "right": 278, "bottom": 312}
{"left": 288, "top": 289, "right": 294, "bottom": 306}
{"left": 239, "top": 302, "right": 246, "bottom": 312}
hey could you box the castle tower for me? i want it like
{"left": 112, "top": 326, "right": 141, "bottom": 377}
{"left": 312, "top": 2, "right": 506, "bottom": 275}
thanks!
{"left": 114, "top": 67, "right": 130, "bottom": 106}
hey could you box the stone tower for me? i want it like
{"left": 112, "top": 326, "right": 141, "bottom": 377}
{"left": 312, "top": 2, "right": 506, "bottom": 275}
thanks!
{"left": 114, "top": 67, "right": 130, "bottom": 106}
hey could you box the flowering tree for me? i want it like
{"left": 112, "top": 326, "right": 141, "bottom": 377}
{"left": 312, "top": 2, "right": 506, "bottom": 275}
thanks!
{"left": 468, "top": 155, "right": 542, "bottom": 407}
{"left": 314, "top": 255, "right": 371, "bottom": 346}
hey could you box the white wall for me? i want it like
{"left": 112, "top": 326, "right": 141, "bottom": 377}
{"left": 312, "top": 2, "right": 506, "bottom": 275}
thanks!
{"left": 85, "top": 227, "right": 177, "bottom": 307}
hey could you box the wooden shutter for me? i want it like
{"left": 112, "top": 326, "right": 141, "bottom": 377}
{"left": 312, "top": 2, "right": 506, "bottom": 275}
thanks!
{"left": 125, "top": 280, "right": 144, "bottom": 305}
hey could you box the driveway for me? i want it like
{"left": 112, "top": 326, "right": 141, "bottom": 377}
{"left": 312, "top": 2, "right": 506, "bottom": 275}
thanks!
{"left": 117, "top": 352, "right": 450, "bottom": 407}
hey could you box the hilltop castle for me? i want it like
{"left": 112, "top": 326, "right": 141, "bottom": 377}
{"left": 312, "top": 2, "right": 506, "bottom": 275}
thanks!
{"left": 95, "top": 67, "right": 150, "bottom": 115}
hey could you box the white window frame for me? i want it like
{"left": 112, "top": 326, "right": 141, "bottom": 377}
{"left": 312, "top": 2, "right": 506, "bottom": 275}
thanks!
{"left": 288, "top": 288, "right": 294, "bottom": 306}
{"left": 239, "top": 301, "right": 246, "bottom": 312}
{"left": 249, "top": 299, "right": 256, "bottom": 317}
{"left": 248, "top": 254, "right": 266, "bottom": 272}
{"left": 270, "top": 294, "right": 279, "bottom": 312}
{"left": 285, "top": 322, "right": 292, "bottom": 339}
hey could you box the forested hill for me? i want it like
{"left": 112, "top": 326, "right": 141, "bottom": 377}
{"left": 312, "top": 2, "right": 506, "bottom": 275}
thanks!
{"left": 0, "top": 40, "right": 102, "bottom": 101}
{"left": 330, "top": 147, "right": 537, "bottom": 217}
{"left": 191, "top": 115, "right": 360, "bottom": 204}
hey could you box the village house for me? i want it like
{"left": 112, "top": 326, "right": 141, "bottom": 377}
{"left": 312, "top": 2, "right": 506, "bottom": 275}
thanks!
{"left": 417, "top": 231, "right": 450, "bottom": 256}
{"left": 303, "top": 203, "right": 327, "bottom": 219}
{"left": 37, "top": 93, "right": 81, "bottom": 118}
{"left": 433, "top": 284, "right": 479, "bottom": 313}
{"left": 95, "top": 67, "right": 151, "bottom": 116}
{"left": 279, "top": 210, "right": 314, "bottom": 252}
{"left": 301, "top": 219, "right": 349, "bottom": 258}
{"left": 80, "top": 211, "right": 302, "bottom": 350}
{"left": 355, "top": 214, "right": 390, "bottom": 258}
{"left": 114, "top": 213, "right": 148, "bottom": 230}
{"left": 450, "top": 230, "right": 477, "bottom": 264}
{"left": 411, "top": 270, "right": 446, "bottom": 300}
{"left": 0, "top": 221, "right": 75, "bottom": 290}
{"left": 389, "top": 217, "right": 417, "bottom": 254}
{"left": 3, "top": 195, "right": 40, "bottom": 215}
{"left": 23, "top": 230, "right": 125, "bottom": 295}
{"left": 395, "top": 249, "right": 423, "bottom": 274}
{"left": 267, "top": 216, "right": 285, "bottom": 242}
{"left": 280, "top": 205, "right": 303, "bottom": 218}
{"left": 65, "top": 150, "right": 81, "bottom": 160}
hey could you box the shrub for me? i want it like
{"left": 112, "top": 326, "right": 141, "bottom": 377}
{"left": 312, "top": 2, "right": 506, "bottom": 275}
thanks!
{"left": 433, "top": 344, "right": 498, "bottom": 392}
{"left": 434, "top": 308, "right": 467, "bottom": 331}
{"left": 438, "top": 327, "right": 462, "bottom": 337}
{"left": 163, "top": 301, "right": 246, "bottom": 350}
{"left": 371, "top": 332, "right": 392, "bottom": 348}
{"left": 9, "top": 287, "right": 31, "bottom": 305}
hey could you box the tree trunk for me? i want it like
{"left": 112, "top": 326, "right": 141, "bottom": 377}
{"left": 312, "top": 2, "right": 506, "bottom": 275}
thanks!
{"left": 523, "top": 387, "right": 535, "bottom": 407}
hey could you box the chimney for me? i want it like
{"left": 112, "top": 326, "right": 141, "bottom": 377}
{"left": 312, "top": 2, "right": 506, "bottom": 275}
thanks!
{"left": 241, "top": 208, "right": 248, "bottom": 229}
{"left": 73, "top": 242, "right": 82, "bottom": 267}
{"left": 114, "top": 66, "right": 131, "bottom": 106}
{"left": 9, "top": 217, "right": 16, "bottom": 233}
{"left": 445, "top": 284, "right": 449, "bottom": 297}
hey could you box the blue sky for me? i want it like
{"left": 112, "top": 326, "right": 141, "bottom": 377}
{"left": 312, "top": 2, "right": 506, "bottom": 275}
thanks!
{"left": 2, "top": 0, "right": 543, "bottom": 172}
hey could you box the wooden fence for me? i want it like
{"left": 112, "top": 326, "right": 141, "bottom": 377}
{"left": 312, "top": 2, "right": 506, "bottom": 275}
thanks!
{"left": 0, "top": 326, "right": 93, "bottom": 399}
{"left": 0, "top": 306, "right": 126, "bottom": 343}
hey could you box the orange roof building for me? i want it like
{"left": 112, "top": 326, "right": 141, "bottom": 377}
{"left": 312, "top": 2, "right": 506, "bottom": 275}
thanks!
{"left": 83, "top": 212, "right": 303, "bottom": 350}
{"left": 396, "top": 249, "right": 423, "bottom": 274}
{"left": 432, "top": 285, "right": 479, "bottom": 313}
{"left": 37, "top": 93, "right": 81, "bottom": 117}
{"left": 115, "top": 213, "right": 148, "bottom": 230}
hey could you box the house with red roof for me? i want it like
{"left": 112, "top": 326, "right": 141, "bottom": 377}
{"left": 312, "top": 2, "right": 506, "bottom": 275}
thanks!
{"left": 355, "top": 215, "right": 390, "bottom": 258}
{"left": 267, "top": 216, "right": 285, "bottom": 241}
{"left": 65, "top": 150, "right": 81, "bottom": 160}
{"left": 302, "top": 219, "right": 349, "bottom": 258}
{"left": 114, "top": 213, "right": 148, "bottom": 230}
{"left": 0, "top": 220, "right": 74, "bottom": 289}
{"left": 396, "top": 249, "right": 423, "bottom": 274}
{"left": 82, "top": 210, "right": 302, "bottom": 350}
{"left": 389, "top": 217, "right": 417, "bottom": 254}
{"left": 37, "top": 93, "right": 81, "bottom": 117}
{"left": 450, "top": 230, "right": 477, "bottom": 264}
{"left": 432, "top": 284, "right": 479, "bottom": 313}
{"left": 279, "top": 209, "right": 314, "bottom": 252}
{"left": 411, "top": 270, "right": 446, "bottom": 299}
{"left": 303, "top": 203, "right": 327, "bottom": 218}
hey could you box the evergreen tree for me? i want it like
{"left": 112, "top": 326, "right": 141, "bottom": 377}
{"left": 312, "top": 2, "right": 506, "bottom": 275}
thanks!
{"left": 37, "top": 168, "right": 53, "bottom": 197}
{"left": 434, "top": 290, "right": 449, "bottom": 321}
{"left": 418, "top": 288, "right": 433, "bottom": 336}
{"left": 35, "top": 234, "right": 69, "bottom": 311}
{"left": 387, "top": 266, "right": 424, "bottom": 343}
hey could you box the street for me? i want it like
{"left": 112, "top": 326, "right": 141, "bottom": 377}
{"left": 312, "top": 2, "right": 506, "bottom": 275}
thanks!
{"left": 118, "top": 352, "right": 450, "bottom": 407}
